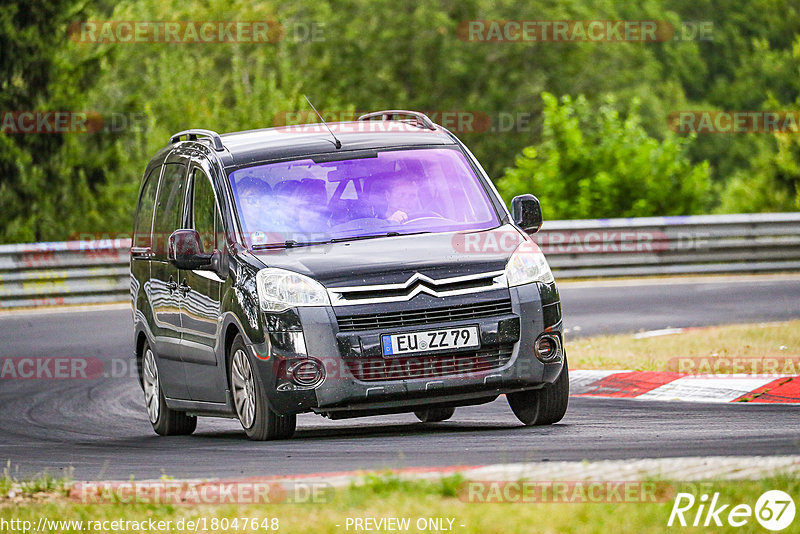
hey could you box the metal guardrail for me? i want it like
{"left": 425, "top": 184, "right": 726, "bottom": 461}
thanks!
{"left": 0, "top": 213, "right": 798, "bottom": 309}
{"left": 537, "top": 212, "right": 800, "bottom": 278}
{"left": 0, "top": 240, "right": 131, "bottom": 309}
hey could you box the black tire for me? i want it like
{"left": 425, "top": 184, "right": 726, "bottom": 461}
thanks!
{"left": 414, "top": 406, "right": 456, "bottom": 422}
{"left": 141, "top": 342, "right": 197, "bottom": 436}
{"left": 229, "top": 334, "right": 296, "bottom": 441}
{"left": 507, "top": 361, "right": 569, "bottom": 426}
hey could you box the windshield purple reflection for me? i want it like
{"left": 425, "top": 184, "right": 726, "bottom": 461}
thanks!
{"left": 229, "top": 148, "right": 501, "bottom": 247}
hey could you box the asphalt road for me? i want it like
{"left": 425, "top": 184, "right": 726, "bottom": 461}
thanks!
{"left": 1, "top": 276, "right": 798, "bottom": 480}
{"left": 560, "top": 275, "right": 800, "bottom": 337}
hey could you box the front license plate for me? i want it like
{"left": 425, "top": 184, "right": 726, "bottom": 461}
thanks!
{"left": 381, "top": 326, "right": 480, "bottom": 356}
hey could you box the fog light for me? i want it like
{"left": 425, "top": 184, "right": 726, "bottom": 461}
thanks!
{"left": 535, "top": 335, "right": 561, "bottom": 362}
{"left": 288, "top": 359, "right": 324, "bottom": 387}
{"left": 270, "top": 331, "right": 307, "bottom": 356}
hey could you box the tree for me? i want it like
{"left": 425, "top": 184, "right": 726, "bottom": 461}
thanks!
{"left": 717, "top": 126, "right": 800, "bottom": 213}
{"left": 497, "top": 92, "right": 710, "bottom": 219}
{"left": 2, "top": 0, "right": 799, "bottom": 244}
{"left": 0, "top": 0, "right": 102, "bottom": 242}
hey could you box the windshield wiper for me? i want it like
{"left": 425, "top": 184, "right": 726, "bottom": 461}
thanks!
{"left": 253, "top": 231, "right": 432, "bottom": 248}
{"left": 329, "top": 231, "right": 429, "bottom": 244}
{"left": 252, "top": 239, "right": 328, "bottom": 250}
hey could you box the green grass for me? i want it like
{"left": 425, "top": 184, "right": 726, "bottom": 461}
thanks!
{"left": 1, "top": 462, "right": 72, "bottom": 502}
{"left": 567, "top": 320, "right": 800, "bottom": 372}
{"left": 345, "top": 472, "right": 465, "bottom": 504}
{"left": 2, "top": 472, "right": 799, "bottom": 533}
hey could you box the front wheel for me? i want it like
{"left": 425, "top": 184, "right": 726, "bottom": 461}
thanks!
{"left": 229, "top": 334, "right": 296, "bottom": 441}
{"left": 141, "top": 343, "right": 197, "bottom": 436}
{"left": 507, "top": 362, "right": 569, "bottom": 426}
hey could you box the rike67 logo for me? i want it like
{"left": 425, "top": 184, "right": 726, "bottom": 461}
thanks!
{"left": 668, "top": 490, "right": 796, "bottom": 531}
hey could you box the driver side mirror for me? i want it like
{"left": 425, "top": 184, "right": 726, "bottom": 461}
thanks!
{"left": 168, "top": 229, "right": 215, "bottom": 270}
{"left": 510, "top": 194, "right": 543, "bottom": 234}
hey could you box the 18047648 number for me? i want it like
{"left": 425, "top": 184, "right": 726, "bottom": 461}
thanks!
{"left": 197, "top": 517, "right": 280, "bottom": 531}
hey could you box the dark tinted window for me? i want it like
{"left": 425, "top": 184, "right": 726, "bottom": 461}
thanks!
{"left": 152, "top": 163, "right": 187, "bottom": 258}
{"left": 133, "top": 166, "right": 161, "bottom": 248}
{"left": 191, "top": 168, "right": 222, "bottom": 252}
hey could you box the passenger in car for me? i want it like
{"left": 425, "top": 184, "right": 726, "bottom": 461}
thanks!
{"left": 235, "top": 177, "right": 274, "bottom": 238}
{"left": 292, "top": 178, "right": 330, "bottom": 233}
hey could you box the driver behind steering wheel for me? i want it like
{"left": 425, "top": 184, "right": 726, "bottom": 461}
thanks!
{"left": 384, "top": 179, "right": 420, "bottom": 224}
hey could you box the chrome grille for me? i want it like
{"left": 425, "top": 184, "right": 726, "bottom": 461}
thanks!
{"left": 328, "top": 271, "right": 507, "bottom": 306}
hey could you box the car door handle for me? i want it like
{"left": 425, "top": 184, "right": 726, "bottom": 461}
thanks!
{"left": 130, "top": 246, "right": 154, "bottom": 259}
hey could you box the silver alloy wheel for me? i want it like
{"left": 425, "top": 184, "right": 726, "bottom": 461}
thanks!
{"left": 143, "top": 349, "right": 160, "bottom": 424}
{"left": 231, "top": 349, "right": 256, "bottom": 429}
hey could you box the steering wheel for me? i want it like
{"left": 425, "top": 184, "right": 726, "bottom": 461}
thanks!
{"left": 402, "top": 210, "right": 448, "bottom": 224}
{"left": 401, "top": 216, "right": 444, "bottom": 225}
{"left": 330, "top": 217, "right": 391, "bottom": 233}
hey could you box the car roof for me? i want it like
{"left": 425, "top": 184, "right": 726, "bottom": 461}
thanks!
{"left": 184, "top": 121, "right": 459, "bottom": 170}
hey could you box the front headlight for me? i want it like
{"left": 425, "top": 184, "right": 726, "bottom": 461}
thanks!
{"left": 505, "top": 241, "right": 554, "bottom": 286}
{"left": 256, "top": 268, "right": 330, "bottom": 312}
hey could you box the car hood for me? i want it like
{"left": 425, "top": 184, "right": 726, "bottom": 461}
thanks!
{"left": 249, "top": 225, "right": 526, "bottom": 287}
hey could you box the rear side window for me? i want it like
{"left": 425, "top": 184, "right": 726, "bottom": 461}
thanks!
{"left": 152, "top": 163, "right": 187, "bottom": 258}
{"left": 191, "top": 168, "right": 223, "bottom": 252}
{"left": 133, "top": 166, "right": 160, "bottom": 248}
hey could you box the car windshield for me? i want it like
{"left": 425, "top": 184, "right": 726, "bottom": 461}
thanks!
{"left": 228, "top": 147, "right": 501, "bottom": 247}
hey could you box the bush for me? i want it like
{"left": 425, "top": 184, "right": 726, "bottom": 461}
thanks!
{"left": 717, "top": 129, "right": 800, "bottom": 213}
{"left": 497, "top": 93, "right": 711, "bottom": 220}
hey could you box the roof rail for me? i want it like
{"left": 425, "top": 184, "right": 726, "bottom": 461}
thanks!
{"left": 169, "top": 129, "right": 225, "bottom": 151}
{"left": 357, "top": 110, "right": 436, "bottom": 131}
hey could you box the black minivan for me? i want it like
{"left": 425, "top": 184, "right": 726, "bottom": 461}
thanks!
{"left": 131, "top": 111, "right": 568, "bottom": 440}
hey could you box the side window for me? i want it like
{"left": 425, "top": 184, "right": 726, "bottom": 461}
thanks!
{"left": 152, "top": 163, "right": 187, "bottom": 258}
{"left": 133, "top": 166, "right": 160, "bottom": 248}
{"left": 191, "top": 168, "right": 222, "bottom": 252}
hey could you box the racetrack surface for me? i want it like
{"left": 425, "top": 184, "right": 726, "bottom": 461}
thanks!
{"left": 560, "top": 275, "right": 800, "bottom": 337}
{"left": 1, "top": 276, "right": 798, "bottom": 480}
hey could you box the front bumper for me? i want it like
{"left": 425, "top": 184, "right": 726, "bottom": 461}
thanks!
{"left": 249, "top": 282, "right": 564, "bottom": 416}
